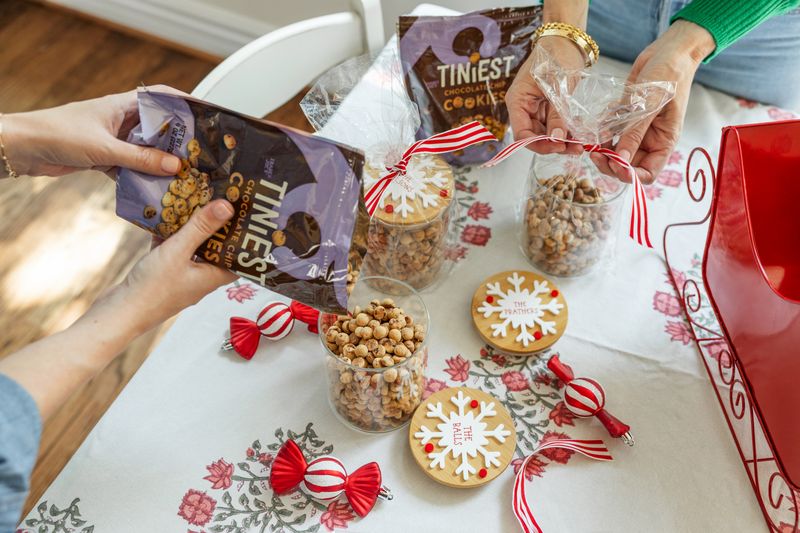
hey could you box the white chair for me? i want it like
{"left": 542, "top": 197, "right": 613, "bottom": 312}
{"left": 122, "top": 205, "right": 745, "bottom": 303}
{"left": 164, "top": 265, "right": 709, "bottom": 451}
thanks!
{"left": 192, "top": 0, "right": 385, "bottom": 118}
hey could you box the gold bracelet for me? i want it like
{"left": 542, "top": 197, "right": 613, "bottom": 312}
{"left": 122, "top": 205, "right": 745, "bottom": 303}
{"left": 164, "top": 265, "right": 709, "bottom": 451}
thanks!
{"left": 0, "top": 114, "right": 18, "bottom": 179}
{"left": 532, "top": 22, "right": 600, "bottom": 67}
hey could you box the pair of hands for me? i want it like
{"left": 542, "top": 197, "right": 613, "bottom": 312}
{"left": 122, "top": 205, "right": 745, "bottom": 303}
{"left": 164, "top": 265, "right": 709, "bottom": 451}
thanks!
{"left": 507, "top": 20, "right": 716, "bottom": 184}
{"left": 3, "top": 87, "right": 236, "bottom": 335}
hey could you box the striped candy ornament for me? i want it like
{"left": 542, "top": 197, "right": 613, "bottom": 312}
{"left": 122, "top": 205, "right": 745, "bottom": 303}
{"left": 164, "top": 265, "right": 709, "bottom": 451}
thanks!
{"left": 270, "top": 439, "right": 391, "bottom": 518}
{"left": 364, "top": 121, "right": 497, "bottom": 216}
{"left": 483, "top": 134, "right": 653, "bottom": 248}
{"left": 222, "top": 300, "right": 320, "bottom": 360}
{"left": 513, "top": 439, "right": 613, "bottom": 533}
{"left": 547, "top": 354, "right": 634, "bottom": 446}
{"left": 256, "top": 302, "right": 295, "bottom": 340}
{"left": 300, "top": 456, "right": 348, "bottom": 500}
{"left": 564, "top": 378, "right": 606, "bottom": 417}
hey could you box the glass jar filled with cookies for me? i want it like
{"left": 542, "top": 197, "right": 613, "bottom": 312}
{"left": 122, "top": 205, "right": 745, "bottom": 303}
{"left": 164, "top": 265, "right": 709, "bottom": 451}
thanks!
{"left": 319, "top": 276, "right": 428, "bottom": 433}
{"left": 362, "top": 154, "right": 456, "bottom": 290}
{"left": 522, "top": 153, "right": 626, "bottom": 277}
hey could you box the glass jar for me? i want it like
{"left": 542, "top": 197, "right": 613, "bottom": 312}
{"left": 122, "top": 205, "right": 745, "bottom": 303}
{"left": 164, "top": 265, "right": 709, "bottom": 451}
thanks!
{"left": 522, "top": 153, "right": 626, "bottom": 277}
{"left": 363, "top": 155, "right": 455, "bottom": 290}
{"left": 319, "top": 276, "right": 429, "bottom": 433}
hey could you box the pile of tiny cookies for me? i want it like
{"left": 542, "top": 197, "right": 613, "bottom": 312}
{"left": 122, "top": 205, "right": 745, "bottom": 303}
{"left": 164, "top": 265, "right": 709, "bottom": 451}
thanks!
{"left": 143, "top": 135, "right": 239, "bottom": 239}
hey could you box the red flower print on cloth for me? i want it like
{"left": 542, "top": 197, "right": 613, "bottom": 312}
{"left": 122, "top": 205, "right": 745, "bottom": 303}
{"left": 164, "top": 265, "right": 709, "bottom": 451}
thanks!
{"left": 444, "top": 355, "right": 470, "bottom": 382}
{"left": 512, "top": 455, "right": 548, "bottom": 481}
{"left": 258, "top": 452, "right": 274, "bottom": 466}
{"left": 549, "top": 401, "right": 576, "bottom": 427}
{"left": 443, "top": 244, "right": 468, "bottom": 262}
{"left": 705, "top": 340, "right": 731, "bottom": 366}
{"left": 467, "top": 201, "right": 493, "bottom": 221}
{"left": 657, "top": 169, "right": 682, "bottom": 188}
{"left": 539, "top": 431, "right": 575, "bottom": 464}
{"left": 178, "top": 489, "right": 216, "bottom": 526}
{"left": 455, "top": 181, "right": 467, "bottom": 192}
{"left": 226, "top": 283, "right": 257, "bottom": 303}
{"left": 667, "top": 150, "right": 683, "bottom": 165}
{"left": 665, "top": 320, "right": 693, "bottom": 345}
{"left": 320, "top": 500, "right": 355, "bottom": 531}
{"left": 203, "top": 459, "right": 233, "bottom": 490}
{"left": 653, "top": 290, "right": 682, "bottom": 317}
{"left": 643, "top": 185, "right": 662, "bottom": 200}
{"left": 501, "top": 370, "right": 530, "bottom": 392}
{"left": 461, "top": 224, "right": 491, "bottom": 246}
{"left": 666, "top": 268, "right": 687, "bottom": 291}
{"left": 777, "top": 522, "right": 800, "bottom": 533}
{"left": 737, "top": 98, "right": 758, "bottom": 109}
{"left": 423, "top": 377, "right": 448, "bottom": 399}
{"left": 479, "top": 347, "right": 507, "bottom": 367}
{"left": 768, "top": 107, "right": 798, "bottom": 121}
{"left": 534, "top": 373, "right": 563, "bottom": 389}
{"left": 246, "top": 447, "right": 255, "bottom": 458}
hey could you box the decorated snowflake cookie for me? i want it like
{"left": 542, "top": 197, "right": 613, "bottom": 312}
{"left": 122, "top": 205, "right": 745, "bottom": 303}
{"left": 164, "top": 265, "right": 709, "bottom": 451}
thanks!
{"left": 409, "top": 387, "right": 516, "bottom": 488}
{"left": 471, "top": 271, "right": 568, "bottom": 354}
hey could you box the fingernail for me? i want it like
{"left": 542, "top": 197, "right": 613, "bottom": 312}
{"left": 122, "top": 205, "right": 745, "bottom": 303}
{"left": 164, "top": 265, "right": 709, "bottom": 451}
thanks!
{"left": 551, "top": 128, "right": 564, "bottom": 139}
{"left": 213, "top": 200, "right": 234, "bottom": 218}
{"left": 161, "top": 155, "right": 180, "bottom": 174}
{"left": 618, "top": 149, "right": 631, "bottom": 162}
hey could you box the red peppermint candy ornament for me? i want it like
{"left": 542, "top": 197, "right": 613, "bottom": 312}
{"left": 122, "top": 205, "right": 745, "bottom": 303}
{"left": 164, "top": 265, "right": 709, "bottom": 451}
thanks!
{"left": 221, "top": 301, "right": 319, "bottom": 360}
{"left": 564, "top": 378, "right": 606, "bottom": 417}
{"left": 302, "top": 456, "right": 348, "bottom": 500}
{"left": 270, "top": 440, "right": 392, "bottom": 518}
{"left": 547, "top": 354, "right": 634, "bottom": 446}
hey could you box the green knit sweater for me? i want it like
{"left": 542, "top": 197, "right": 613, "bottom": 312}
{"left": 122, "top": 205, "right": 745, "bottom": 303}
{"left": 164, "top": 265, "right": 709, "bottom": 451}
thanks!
{"left": 672, "top": 0, "right": 800, "bottom": 61}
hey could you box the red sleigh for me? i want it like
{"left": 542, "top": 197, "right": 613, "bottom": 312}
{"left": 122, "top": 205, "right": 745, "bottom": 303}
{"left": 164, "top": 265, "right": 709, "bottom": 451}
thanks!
{"left": 664, "top": 119, "right": 800, "bottom": 532}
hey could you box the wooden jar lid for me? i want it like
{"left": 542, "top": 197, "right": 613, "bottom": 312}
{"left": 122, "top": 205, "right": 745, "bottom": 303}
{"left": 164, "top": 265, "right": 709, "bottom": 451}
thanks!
{"left": 471, "top": 270, "right": 568, "bottom": 355}
{"left": 365, "top": 154, "right": 454, "bottom": 226}
{"left": 409, "top": 387, "right": 516, "bottom": 488}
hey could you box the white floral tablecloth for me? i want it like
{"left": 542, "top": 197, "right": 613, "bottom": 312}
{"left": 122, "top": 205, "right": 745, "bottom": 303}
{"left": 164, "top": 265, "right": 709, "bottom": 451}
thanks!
{"left": 18, "top": 8, "right": 800, "bottom": 533}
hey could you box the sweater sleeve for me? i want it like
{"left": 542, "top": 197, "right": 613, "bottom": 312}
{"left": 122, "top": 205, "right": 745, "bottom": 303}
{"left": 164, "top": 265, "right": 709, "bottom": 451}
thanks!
{"left": 0, "top": 373, "right": 42, "bottom": 531}
{"left": 672, "top": 0, "right": 800, "bottom": 61}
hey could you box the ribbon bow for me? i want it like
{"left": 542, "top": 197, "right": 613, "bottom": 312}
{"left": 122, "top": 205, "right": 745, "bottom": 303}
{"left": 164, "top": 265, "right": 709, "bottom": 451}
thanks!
{"left": 364, "top": 121, "right": 497, "bottom": 215}
{"left": 483, "top": 135, "right": 653, "bottom": 248}
{"left": 548, "top": 354, "right": 633, "bottom": 445}
{"left": 221, "top": 301, "right": 319, "bottom": 360}
{"left": 270, "top": 439, "right": 392, "bottom": 518}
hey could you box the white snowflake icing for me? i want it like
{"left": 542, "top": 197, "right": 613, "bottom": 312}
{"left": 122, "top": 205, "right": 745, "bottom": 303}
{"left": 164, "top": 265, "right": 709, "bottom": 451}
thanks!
{"left": 376, "top": 156, "right": 448, "bottom": 218}
{"left": 414, "top": 390, "right": 512, "bottom": 480}
{"left": 477, "top": 272, "right": 564, "bottom": 347}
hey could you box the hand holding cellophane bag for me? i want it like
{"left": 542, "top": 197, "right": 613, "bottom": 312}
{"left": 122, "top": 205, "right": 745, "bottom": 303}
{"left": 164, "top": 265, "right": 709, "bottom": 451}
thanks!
{"left": 487, "top": 45, "right": 675, "bottom": 276}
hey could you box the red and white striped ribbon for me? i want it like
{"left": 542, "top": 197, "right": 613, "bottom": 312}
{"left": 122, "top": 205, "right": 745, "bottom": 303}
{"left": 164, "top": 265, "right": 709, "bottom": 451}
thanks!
{"left": 363, "top": 121, "right": 497, "bottom": 215}
{"left": 483, "top": 135, "right": 653, "bottom": 248}
{"left": 513, "top": 439, "right": 613, "bottom": 533}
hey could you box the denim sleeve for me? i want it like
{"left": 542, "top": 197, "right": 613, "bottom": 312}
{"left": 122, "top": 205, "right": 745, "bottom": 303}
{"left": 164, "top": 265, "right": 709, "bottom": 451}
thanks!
{"left": 0, "top": 373, "right": 42, "bottom": 531}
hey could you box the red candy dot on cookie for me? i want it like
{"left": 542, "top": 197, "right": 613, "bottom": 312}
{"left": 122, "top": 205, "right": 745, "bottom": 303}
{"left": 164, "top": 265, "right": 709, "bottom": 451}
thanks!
{"left": 439, "top": 190, "right": 448, "bottom": 198}
{"left": 470, "top": 399, "right": 479, "bottom": 408}
{"left": 384, "top": 204, "right": 394, "bottom": 214}
{"left": 478, "top": 468, "right": 488, "bottom": 478}
{"left": 486, "top": 295, "right": 494, "bottom": 303}
{"left": 424, "top": 443, "right": 434, "bottom": 453}
{"left": 534, "top": 331, "right": 543, "bottom": 341}
{"left": 550, "top": 289, "right": 559, "bottom": 297}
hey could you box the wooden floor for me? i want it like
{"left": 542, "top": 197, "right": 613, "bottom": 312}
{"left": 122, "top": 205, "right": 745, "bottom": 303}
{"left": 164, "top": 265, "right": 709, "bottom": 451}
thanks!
{"left": 0, "top": 0, "right": 310, "bottom": 519}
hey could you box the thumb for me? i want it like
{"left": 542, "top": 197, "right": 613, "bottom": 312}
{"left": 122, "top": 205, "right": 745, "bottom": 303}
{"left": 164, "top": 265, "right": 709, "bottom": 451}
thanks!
{"left": 546, "top": 105, "right": 568, "bottom": 141}
{"left": 110, "top": 138, "right": 181, "bottom": 176}
{"left": 612, "top": 117, "right": 654, "bottom": 183}
{"left": 170, "top": 200, "right": 235, "bottom": 256}
{"left": 545, "top": 106, "right": 583, "bottom": 156}
{"left": 530, "top": 105, "right": 569, "bottom": 155}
